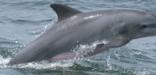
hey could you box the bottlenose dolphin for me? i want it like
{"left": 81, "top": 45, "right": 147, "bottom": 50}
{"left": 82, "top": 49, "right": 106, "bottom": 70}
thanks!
{"left": 9, "top": 4, "right": 156, "bottom": 65}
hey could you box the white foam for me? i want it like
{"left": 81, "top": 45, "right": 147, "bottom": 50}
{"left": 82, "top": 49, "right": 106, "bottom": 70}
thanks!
{"left": 73, "top": 40, "right": 108, "bottom": 57}
{"left": 0, "top": 56, "right": 11, "bottom": 68}
{"left": 0, "top": 56, "right": 75, "bottom": 69}
{"left": 16, "top": 61, "right": 74, "bottom": 69}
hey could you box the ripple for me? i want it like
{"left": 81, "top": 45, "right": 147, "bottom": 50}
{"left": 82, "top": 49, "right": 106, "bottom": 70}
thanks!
{"left": 0, "top": 37, "right": 23, "bottom": 57}
{"left": 11, "top": 19, "right": 51, "bottom": 25}
{"left": 0, "top": 69, "right": 25, "bottom": 75}
{"left": 70, "top": 60, "right": 135, "bottom": 75}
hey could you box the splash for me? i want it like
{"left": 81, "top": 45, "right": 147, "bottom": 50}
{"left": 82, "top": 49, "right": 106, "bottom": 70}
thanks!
{"left": 0, "top": 56, "right": 11, "bottom": 68}
{"left": 0, "top": 58, "right": 75, "bottom": 70}
{"left": 73, "top": 40, "right": 108, "bottom": 57}
{"left": 15, "top": 60, "right": 74, "bottom": 69}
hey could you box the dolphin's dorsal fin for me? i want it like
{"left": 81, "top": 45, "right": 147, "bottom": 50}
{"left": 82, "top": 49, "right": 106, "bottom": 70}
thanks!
{"left": 50, "top": 4, "right": 81, "bottom": 21}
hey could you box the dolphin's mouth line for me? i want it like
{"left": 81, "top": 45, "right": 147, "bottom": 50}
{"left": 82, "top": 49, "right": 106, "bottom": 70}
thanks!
{"left": 150, "top": 24, "right": 156, "bottom": 28}
{"left": 146, "top": 24, "right": 156, "bottom": 28}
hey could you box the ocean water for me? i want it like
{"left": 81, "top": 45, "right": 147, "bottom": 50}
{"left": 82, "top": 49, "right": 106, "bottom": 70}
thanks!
{"left": 0, "top": 0, "right": 156, "bottom": 75}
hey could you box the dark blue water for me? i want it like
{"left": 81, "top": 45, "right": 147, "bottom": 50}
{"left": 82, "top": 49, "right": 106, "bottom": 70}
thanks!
{"left": 0, "top": 0, "right": 156, "bottom": 75}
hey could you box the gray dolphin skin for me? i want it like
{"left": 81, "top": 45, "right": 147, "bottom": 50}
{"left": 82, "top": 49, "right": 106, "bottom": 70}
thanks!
{"left": 8, "top": 4, "right": 156, "bottom": 65}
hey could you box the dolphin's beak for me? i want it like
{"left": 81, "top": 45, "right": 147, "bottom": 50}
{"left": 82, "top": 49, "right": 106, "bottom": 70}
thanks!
{"left": 142, "top": 24, "right": 156, "bottom": 36}
{"left": 148, "top": 24, "right": 156, "bottom": 28}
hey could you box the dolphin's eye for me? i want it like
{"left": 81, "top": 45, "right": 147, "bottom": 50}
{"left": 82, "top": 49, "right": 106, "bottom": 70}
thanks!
{"left": 141, "top": 25, "right": 148, "bottom": 28}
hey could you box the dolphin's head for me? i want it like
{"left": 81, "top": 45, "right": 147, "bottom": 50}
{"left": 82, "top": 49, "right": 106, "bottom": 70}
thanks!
{"left": 132, "top": 13, "right": 156, "bottom": 39}
{"left": 114, "top": 11, "right": 156, "bottom": 39}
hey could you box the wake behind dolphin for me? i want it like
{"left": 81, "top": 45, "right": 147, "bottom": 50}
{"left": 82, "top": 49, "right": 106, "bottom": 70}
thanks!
{"left": 9, "top": 4, "right": 156, "bottom": 65}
